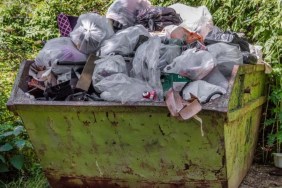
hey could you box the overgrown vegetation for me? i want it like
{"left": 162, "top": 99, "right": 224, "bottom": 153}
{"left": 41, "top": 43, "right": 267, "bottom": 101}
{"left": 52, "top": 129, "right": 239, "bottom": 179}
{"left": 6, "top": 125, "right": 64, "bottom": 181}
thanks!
{"left": 0, "top": 0, "right": 281, "bottom": 185}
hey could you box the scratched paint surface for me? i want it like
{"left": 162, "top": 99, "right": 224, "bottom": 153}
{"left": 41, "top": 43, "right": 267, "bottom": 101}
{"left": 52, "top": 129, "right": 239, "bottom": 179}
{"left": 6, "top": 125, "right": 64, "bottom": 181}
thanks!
{"left": 17, "top": 105, "right": 226, "bottom": 187}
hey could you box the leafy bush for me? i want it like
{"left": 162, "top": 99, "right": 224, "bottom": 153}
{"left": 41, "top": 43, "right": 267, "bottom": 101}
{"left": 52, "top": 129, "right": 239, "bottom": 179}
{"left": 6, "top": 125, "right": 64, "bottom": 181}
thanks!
{"left": 0, "top": 121, "right": 40, "bottom": 182}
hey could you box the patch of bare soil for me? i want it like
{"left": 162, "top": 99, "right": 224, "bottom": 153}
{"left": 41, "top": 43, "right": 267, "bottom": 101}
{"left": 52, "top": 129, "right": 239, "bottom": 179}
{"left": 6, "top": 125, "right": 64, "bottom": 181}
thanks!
{"left": 240, "top": 164, "right": 282, "bottom": 188}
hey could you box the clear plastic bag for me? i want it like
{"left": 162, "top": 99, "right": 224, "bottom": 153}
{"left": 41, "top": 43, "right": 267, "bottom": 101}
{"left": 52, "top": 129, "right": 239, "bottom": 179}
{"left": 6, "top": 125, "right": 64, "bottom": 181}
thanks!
{"left": 182, "top": 80, "right": 226, "bottom": 103}
{"left": 207, "top": 43, "right": 243, "bottom": 77}
{"left": 100, "top": 25, "right": 150, "bottom": 56}
{"left": 163, "top": 48, "right": 216, "bottom": 80}
{"left": 158, "top": 44, "right": 181, "bottom": 71}
{"left": 106, "top": 0, "right": 151, "bottom": 28}
{"left": 203, "top": 66, "right": 229, "bottom": 90}
{"left": 131, "top": 37, "right": 163, "bottom": 100}
{"left": 92, "top": 55, "right": 127, "bottom": 84}
{"left": 94, "top": 73, "right": 153, "bottom": 104}
{"left": 35, "top": 37, "right": 87, "bottom": 69}
{"left": 70, "top": 13, "right": 114, "bottom": 54}
{"left": 169, "top": 3, "right": 213, "bottom": 39}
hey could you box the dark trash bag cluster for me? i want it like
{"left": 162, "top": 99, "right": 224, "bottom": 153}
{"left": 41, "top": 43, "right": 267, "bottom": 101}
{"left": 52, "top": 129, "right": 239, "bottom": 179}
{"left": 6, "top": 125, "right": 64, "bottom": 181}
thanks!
{"left": 27, "top": 0, "right": 263, "bottom": 120}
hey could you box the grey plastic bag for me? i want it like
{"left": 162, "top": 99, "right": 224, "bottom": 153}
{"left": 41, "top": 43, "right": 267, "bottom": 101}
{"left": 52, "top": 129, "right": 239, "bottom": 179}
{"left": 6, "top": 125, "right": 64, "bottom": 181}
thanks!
{"left": 207, "top": 43, "right": 243, "bottom": 77}
{"left": 106, "top": 0, "right": 151, "bottom": 28}
{"left": 100, "top": 25, "right": 150, "bottom": 56}
{"left": 158, "top": 44, "right": 182, "bottom": 71}
{"left": 70, "top": 13, "right": 114, "bottom": 54}
{"left": 131, "top": 37, "right": 163, "bottom": 100}
{"left": 163, "top": 48, "right": 216, "bottom": 80}
{"left": 35, "top": 37, "right": 87, "bottom": 69}
{"left": 182, "top": 80, "right": 226, "bottom": 103}
{"left": 92, "top": 55, "right": 127, "bottom": 84}
{"left": 94, "top": 73, "right": 153, "bottom": 104}
{"left": 203, "top": 66, "right": 229, "bottom": 90}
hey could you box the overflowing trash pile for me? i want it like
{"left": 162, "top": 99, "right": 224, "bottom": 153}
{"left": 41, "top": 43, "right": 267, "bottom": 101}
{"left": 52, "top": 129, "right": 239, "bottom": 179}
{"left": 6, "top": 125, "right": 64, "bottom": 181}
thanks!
{"left": 27, "top": 0, "right": 266, "bottom": 120}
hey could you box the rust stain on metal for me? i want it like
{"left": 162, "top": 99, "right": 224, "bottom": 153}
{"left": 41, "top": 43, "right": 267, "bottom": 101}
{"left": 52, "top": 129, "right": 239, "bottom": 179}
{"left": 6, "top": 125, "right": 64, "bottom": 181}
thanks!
{"left": 46, "top": 174, "right": 211, "bottom": 188}
{"left": 111, "top": 121, "right": 118, "bottom": 127}
{"left": 158, "top": 125, "right": 165, "bottom": 136}
{"left": 82, "top": 120, "right": 91, "bottom": 127}
{"left": 76, "top": 111, "right": 81, "bottom": 121}
{"left": 122, "top": 167, "right": 134, "bottom": 175}
{"left": 91, "top": 111, "right": 97, "bottom": 123}
{"left": 140, "top": 161, "right": 156, "bottom": 172}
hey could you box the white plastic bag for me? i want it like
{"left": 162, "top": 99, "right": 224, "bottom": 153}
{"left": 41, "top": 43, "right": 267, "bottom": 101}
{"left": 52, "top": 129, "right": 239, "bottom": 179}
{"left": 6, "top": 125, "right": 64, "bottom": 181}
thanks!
{"left": 92, "top": 55, "right": 127, "bottom": 84}
{"left": 207, "top": 43, "right": 243, "bottom": 77}
{"left": 131, "top": 37, "right": 163, "bottom": 100}
{"left": 169, "top": 3, "right": 213, "bottom": 38}
{"left": 182, "top": 80, "right": 226, "bottom": 103}
{"left": 35, "top": 37, "right": 88, "bottom": 69}
{"left": 106, "top": 0, "right": 151, "bottom": 28}
{"left": 100, "top": 25, "right": 150, "bottom": 56}
{"left": 94, "top": 73, "right": 153, "bottom": 104}
{"left": 70, "top": 13, "right": 114, "bottom": 54}
{"left": 163, "top": 48, "right": 216, "bottom": 80}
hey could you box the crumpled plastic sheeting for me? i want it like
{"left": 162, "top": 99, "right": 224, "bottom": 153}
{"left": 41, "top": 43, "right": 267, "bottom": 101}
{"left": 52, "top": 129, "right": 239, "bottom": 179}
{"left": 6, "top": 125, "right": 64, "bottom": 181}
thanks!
{"left": 100, "top": 25, "right": 150, "bottom": 56}
{"left": 35, "top": 37, "right": 87, "bottom": 69}
{"left": 182, "top": 80, "right": 226, "bottom": 103}
{"left": 207, "top": 43, "right": 243, "bottom": 77}
{"left": 94, "top": 73, "right": 153, "bottom": 104}
{"left": 163, "top": 48, "right": 216, "bottom": 80}
{"left": 70, "top": 13, "right": 114, "bottom": 54}
{"left": 131, "top": 37, "right": 163, "bottom": 100}
{"left": 92, "top": 55, "right": 127, "bottom": 84}
{"left": 158, "top": 44, "right": 181, "bottom": 71}
{"left": 106, "top": 0, "right": 151, "bottom": 28}
{"left": 169, "top": 3, "right": 213, "bottom": 38}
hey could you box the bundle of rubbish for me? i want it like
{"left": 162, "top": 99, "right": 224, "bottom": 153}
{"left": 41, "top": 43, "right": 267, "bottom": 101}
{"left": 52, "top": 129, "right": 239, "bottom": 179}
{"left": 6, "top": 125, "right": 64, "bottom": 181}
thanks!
{"left": 27, "top": 0, "right": 268, "bottom": 120}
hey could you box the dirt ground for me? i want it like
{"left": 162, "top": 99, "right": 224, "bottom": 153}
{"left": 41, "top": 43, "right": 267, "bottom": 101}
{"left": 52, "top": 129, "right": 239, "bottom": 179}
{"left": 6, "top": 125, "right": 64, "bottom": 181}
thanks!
{"left": 240, "top": 164, "right": 282, "bottom": 188}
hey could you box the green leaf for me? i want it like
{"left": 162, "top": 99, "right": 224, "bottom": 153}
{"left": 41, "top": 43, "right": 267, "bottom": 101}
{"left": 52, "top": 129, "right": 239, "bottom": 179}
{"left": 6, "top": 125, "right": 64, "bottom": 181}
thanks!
{"left": 0, "top": 162, "right": 9, "bottom": 173}
{"left": 15, "top": 140, "right": 26, "bottom": 149}
{"left": 0, "top": 143, "right": 13, "bottom": 152}
{"left": 9, "top": 155, "right": 24, "bottom": 170}
{"left": 13, "top": 126, "right": 24, "bottom": 136}
{"left": 2, "top": 131, "right": 14, "bottom": 137}
{"left": 0, "top": 155, "right": 5, "bottom": 163}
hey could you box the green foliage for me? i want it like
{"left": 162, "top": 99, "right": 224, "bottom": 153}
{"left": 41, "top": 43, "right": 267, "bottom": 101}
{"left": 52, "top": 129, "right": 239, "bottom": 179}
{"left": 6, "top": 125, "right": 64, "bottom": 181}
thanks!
{"left": 0, "top": 121, "right": 41, "bottom": 181}
{"left": 0, "top": 171, "right": 49, "bottom": 188}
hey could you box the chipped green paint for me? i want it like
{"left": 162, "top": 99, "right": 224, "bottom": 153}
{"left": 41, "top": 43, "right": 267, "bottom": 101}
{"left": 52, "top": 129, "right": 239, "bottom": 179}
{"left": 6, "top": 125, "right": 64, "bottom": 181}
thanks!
{"left": 17, "top": 106, "right": 227, "bottom": 185}
{"left": 7, "top": 63, "right": 267, "bottom": 188}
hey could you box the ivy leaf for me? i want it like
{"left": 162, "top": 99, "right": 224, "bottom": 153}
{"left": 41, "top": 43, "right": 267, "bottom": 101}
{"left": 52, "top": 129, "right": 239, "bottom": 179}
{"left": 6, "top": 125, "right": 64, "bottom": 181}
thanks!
{"left": 9, "top": 155, "right": 24, "bottom": 170}
{"left": 0, "top": 143, "right": 13, "bottom": 152}
{"left": 2, "top": 131, "right": 14, "bottom": 137}
{"left": 0, "top": 155, "right": 5, "bottom": 163}
{"left": 0, "top": 162, "right": 9, "bottom": 173}
{"left": 15, "top": 140, "right": 26, "bottom": 149}
{"left": 13, "top": 126, "right": 24, "bottom": 136}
